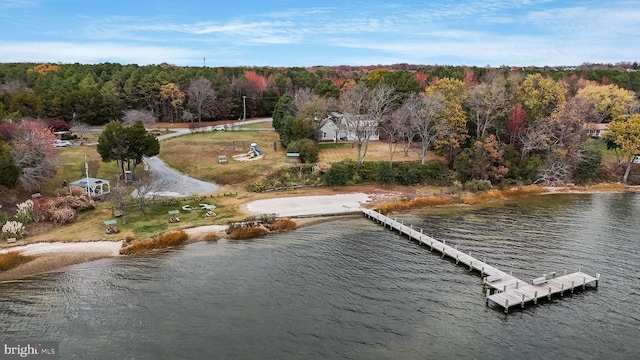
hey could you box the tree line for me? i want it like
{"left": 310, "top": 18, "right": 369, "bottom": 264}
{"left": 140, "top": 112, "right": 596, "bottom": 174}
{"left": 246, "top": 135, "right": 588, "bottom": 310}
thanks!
{"left": 1, "top": 62, "right": 640, "bottom": 126}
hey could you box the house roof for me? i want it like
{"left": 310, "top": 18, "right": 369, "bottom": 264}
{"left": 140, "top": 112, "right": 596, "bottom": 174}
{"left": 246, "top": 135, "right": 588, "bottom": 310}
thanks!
{"left": 69, "top": 177, "right": 109, "bottom": 188}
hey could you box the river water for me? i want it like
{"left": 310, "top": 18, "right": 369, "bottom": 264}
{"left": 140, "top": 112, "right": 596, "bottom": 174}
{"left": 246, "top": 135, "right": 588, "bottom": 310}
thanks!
{"left": 1, "top": 193, "right": 639, "bottom": 359}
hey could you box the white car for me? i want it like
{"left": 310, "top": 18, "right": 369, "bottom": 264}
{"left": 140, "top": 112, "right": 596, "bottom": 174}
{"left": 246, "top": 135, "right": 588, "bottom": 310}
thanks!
{"left": 212, "top": 125, "right": 226, "bottom": 131}
{"left": 53, "top": 140, "right": 72, "bottom": 147}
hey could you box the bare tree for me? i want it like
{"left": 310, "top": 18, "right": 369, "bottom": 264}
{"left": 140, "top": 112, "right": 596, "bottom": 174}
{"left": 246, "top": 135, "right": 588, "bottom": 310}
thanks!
{"left": 187, "top": 77, "right": 216, "bottom": 122}
{"left": 522, "top": 97, "right": 590, "bottom": 184}
{"left": 467, "top": 74, "right": 509, "bottom": 139}
{"left": 368, "top": 83, "right": 396, "bottom": 127}
{"left": 340, "top": 83, "right": 371, "bottom": 163}
{"left": 0, "top": 80, "right": 32, "bottom": 95}
{"left": 412, "top": 92, "right": 445, "bottom": 164}
{"left": 384, "top": 94, "right": 421, "bottom": 162}
{"left": 293, "top": 88, "right": 313, "bottom": 110}
{"left": 109, "top": 179, "right": 129, "bottom": 224}
{"left": 339, "top": 83, "right": 396, "bottom": 163}
{"left": 122, "top": 109, "right": 157, "bottom": 127}
{"left": 70, "top": 122, "right": 91, "bottom": 141}
{"left": 131, "top": 173, "right": 166, "bottom": 216}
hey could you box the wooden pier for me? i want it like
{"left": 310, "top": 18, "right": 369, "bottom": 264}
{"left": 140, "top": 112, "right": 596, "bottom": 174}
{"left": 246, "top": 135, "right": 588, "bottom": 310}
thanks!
{"left": 361, "top": 209, "right": 599, "bottom": 313}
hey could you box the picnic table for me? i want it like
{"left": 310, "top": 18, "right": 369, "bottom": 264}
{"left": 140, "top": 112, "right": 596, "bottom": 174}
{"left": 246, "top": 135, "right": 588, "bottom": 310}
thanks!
{"left": 104, "top": 219, "right": 118, "bottom": 234}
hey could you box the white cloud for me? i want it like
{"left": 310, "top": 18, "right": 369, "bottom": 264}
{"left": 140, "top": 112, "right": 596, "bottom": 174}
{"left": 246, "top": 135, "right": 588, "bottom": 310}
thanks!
{"left": 0, "top": 41, "right": 201, "bottom": 65}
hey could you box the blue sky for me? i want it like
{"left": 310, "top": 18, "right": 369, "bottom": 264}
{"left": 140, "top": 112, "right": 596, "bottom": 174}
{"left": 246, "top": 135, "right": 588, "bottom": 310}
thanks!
{"left": 1, "top": 0, "right": 639, "bottom": 67}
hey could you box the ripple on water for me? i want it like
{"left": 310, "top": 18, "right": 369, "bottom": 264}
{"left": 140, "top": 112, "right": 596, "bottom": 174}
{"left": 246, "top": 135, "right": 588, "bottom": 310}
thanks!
{"left": 0, "top": 193, "right": 639, "bottom": 359}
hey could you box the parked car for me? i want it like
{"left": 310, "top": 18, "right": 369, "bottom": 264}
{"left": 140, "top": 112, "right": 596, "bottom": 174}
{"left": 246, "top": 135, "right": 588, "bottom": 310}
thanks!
{"left": 53, "top": 140, "right": 72, "bottom": 147}
{"left": 212, "top": 125, "right": 226, "bottom": 131}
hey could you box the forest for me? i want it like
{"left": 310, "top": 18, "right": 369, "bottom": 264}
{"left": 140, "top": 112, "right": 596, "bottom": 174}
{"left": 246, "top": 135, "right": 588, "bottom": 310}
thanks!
{"left": 1, "top": 61, "right": 640, "bottom": 195}
{"left": 0, "top": 62, "right": 639, "bottom": 124}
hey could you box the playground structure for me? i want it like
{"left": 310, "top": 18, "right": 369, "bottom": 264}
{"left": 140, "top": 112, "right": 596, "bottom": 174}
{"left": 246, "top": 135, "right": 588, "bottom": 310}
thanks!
{"left": 232, "top": 142, "right": 264, "bottom": 162}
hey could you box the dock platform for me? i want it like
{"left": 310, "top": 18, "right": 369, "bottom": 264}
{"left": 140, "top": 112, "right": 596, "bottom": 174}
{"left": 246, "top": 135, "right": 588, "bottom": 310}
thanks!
{"left": 361, "top": 209, "right": 599, "bottom": 313}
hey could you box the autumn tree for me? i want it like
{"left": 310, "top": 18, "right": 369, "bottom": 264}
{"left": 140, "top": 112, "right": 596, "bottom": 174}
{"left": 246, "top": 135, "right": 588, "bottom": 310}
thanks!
{"left": 9, "top": 120, "right": 58, "bottom": 192}
{"left": 577, "top": 84, "right": 635, "bottom": 123}
{"left": 507, "top": 104, "right": 526, "bottom": 146}
{"left": 296, "top": 94, "right": 335, "bottom": 139}
{"left": 426, "top": 78, "right": 469, "bottom": 163}
{"left": 187, "top": 77, "right": 216, "bottom": 122}
{"left": 27, "top": 63, "right": 60, "bottom": 75}
{"left": 159, "top": 82, "right": 185, "bottom": 122}
{"left": 605, "top": 114, "right": 640, "bottom": 183}
{"left": 529, "top": 98, "right": 591, "bottom": 184}
{"left": 518, "top": 74, "right": 565, "bottom": 122}
{"left": 453, "top": 135, "right": 508, "bottom": 183}
{"left": 48, "top": 119, "right": 71, "bottom": 133}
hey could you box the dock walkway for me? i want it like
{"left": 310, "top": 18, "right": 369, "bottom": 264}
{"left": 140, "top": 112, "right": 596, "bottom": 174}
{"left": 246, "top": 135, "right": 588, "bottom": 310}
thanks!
{"left": 361, "top": 209, "right": 599, "bottom": 313}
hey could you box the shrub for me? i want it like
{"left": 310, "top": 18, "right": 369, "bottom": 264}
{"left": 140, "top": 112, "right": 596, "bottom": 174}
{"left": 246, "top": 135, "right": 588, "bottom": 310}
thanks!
{"left": 49, "top": 207, "right": 76, "bottom": 224}
{"left": 2, "top": 220, "right": 26, "bottom": 239}
{"left": 15, "top": 199, "right": 35, "bottom": 224}
{"left": 463, "top": 179, "right": 493, "bottom": 193}
{"left": 373, "top": 162, "right": 394, "bottom": 184}
{"left": 227, "top": 226, "right": 268, "bottom": 239}
{"left": 51, "top": 193, "right": 95, "bottom": 212}
{"left": 573, "top": 147, "right": 603, "bottom": 185}
{"left": 0, "top": 251, "right": 33, "bottom": 271}
{"left": 270, "top": 218, "right": 297, "bottom": 232}
{"left": 0, "top": 209, "right": 7, "bottom": 225}
{"left": 162, "top": 198, "right": 180, "bottom": 207}
{"left": 120, "top": 230, "right": 189, "bottom": 255}
{"left": 288, "top": 139, "right": 319, "bottom": 163}
{"left": 323, "top": 161, "right": 353, "bottom": 186}
{"left": 31, "top": 198, "right": 51, "bottom": 222}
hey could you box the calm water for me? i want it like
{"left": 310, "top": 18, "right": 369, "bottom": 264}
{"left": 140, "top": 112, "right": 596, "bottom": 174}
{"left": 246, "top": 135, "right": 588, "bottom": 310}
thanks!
{"left": 1, "top": 193, "right": 639, "bottom": 359}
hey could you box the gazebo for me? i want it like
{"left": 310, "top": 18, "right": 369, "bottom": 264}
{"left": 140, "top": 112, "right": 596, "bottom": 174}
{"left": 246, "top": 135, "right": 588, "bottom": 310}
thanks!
{"left": 69, "top": 177, "right": 111, "bottom": 197}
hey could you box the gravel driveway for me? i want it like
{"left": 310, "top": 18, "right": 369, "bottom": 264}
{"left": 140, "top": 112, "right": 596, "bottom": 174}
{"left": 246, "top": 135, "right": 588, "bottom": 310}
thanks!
{"left": 143, "top": 156, "right": 219, "bottom": 197}
{"left": 140, "top": 118, "right": 272, "bottom": 197}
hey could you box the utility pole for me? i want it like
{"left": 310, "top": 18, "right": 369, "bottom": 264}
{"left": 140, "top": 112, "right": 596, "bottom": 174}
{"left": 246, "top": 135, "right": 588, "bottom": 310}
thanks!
{"left": 203, "top": 57, "right": 206, "bottom": 67}
{"left": 242, "top": 95, "right": 247, "bottom": 124}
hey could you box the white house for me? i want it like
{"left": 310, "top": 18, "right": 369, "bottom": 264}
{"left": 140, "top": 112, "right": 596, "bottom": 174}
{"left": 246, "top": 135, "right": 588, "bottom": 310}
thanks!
{"left": 318, "top": 117, "right": 342, "bottom": 142}
{"left": 318, "top": 113, "right": 379, "bottom": 142}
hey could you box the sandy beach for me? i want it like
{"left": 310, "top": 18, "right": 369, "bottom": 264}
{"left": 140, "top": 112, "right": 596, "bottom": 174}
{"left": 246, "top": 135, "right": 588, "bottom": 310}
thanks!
{"left": 242, "top": 192, "right": 373, "bottom": 217}
{"left": 0, "top": 193, "right": 375, "bottom": 281}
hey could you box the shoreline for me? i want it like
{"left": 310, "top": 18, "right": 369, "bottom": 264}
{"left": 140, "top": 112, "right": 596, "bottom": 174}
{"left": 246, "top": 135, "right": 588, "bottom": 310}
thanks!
{"left": 1, "top": 186, "right": 636, "bottom": 282}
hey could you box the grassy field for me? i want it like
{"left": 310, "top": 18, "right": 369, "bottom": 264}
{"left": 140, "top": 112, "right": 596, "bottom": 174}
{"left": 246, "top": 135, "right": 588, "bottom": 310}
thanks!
{"left": 42, "top": 145, "right": 120, "bottom": 196}
{"left": 159, "top": 130, "right": 288, "bottom": 188}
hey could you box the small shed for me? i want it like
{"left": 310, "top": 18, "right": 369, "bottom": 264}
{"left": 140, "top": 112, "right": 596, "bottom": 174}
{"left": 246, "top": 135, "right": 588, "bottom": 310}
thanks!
{"left": 286, "top": 152, "right": 300, "bottom": 164}
{"left": 69, "top": 177, "right": 111, "bottom": 197}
